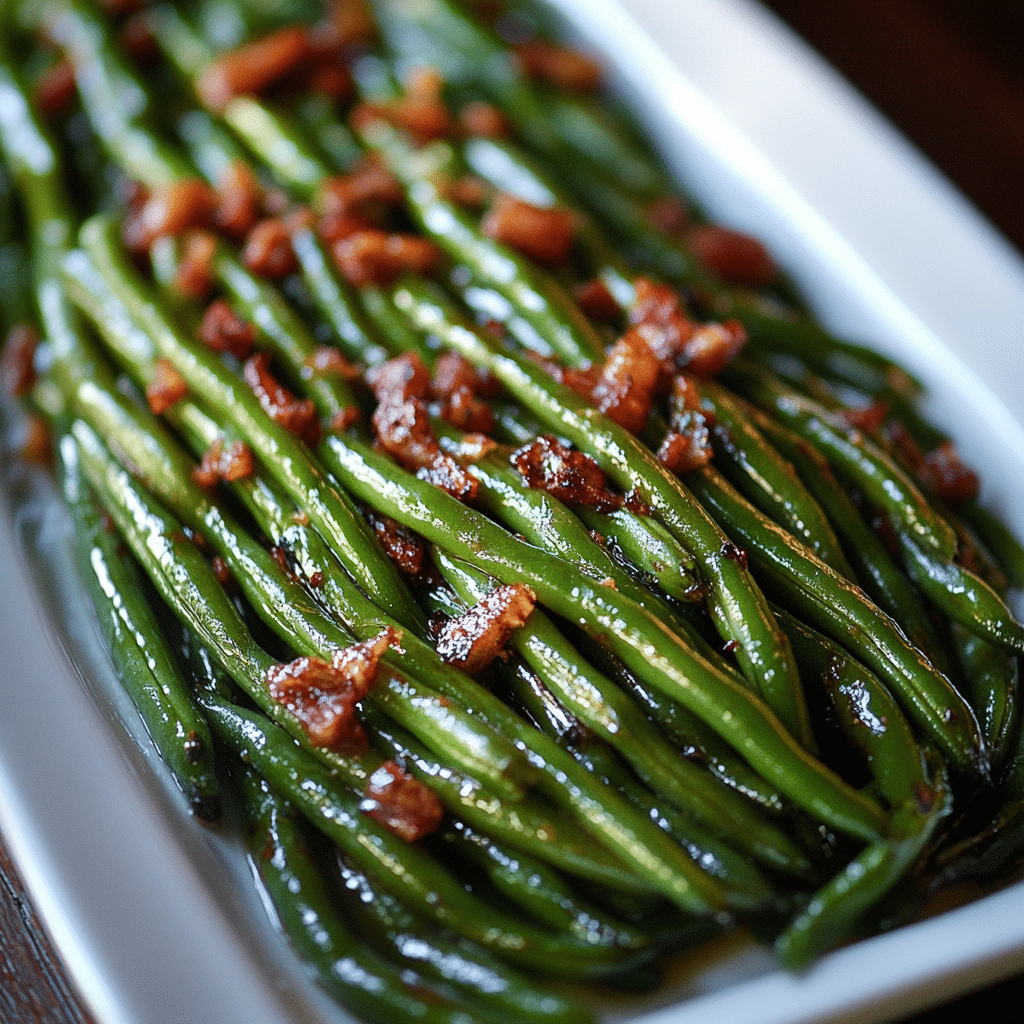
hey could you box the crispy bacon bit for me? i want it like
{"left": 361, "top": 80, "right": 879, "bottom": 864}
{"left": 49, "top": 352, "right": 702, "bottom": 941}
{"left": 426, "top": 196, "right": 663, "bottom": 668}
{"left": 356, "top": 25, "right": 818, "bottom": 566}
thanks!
{"left": 267, "top": 627, "right": 400, "bottom": 749}
{"left": 511, "top": 434, "right": 622, "bottom": 511}
{"left": 687, "top": 223, "right": 779, "bottom": 288}
{"left": 198, "top": 299, "right": 257, "bottom": 359}
{"left": 445, "top": 175, "right": 492, "bottom": 210}
{"left": 836, "top": 399, "right": 890, "bottom": 435}
{"left": 648, "top": 196, "right": 690, "bottom": 236}
{"left": 330, "top": 407, "right": 361, "bottom": 432}
{"left": 123, "top": 178, "right": 218, "bottom": 253}
{"left": 243, "top": 352, "right": 321, "bottom": 446}
{"left": 720, "top": 541, "right": 748, "bottom": 570}
{"left": 352, "top": 66, "right": 454, "bottom": 142}
{"left": 367, "top": 351, "right": 432, "bottom": 402}
{"left": 240, "top": 217, "right": 298, "bottom": 279}
{"left": 434, "top": 583, "right": 536, "bottom": 673}
{"left": 17, "top": 414, "right": 51, "bottom": 466}
{"left": 332, "top": 229, "right": 441, "bottom": 287}
{"left": 1, "top": 325, "right": 40, "bottom": 398}
{"left": 361, "top": 760, "right": 444, "bottom": 841}
{"left": 514, "top": 38, "right": 602, "bottom": 91}
{"left": 681, "top": 319, "right": 747, "bottom": 379}
{"left": 658, "top": 375, "right": 713, "bottom": 475}
{"left": 198, "top": 26, "right": 313, "bottom": 112}
{"left": 366, "top": 509, "right": 426, "bottom": 576}
{"left": 303, "top": 346, "right": 360, "bottom": 381}
{"left": 214, "top": 160, "right": 264, "bottom": 240}
{"left": 369, "top": 353, "right": 479, "bottom": 500}
{"left": 628, "top": 278, "right": 744, "bottom": 379}
{"left": 33, "top": 58, "right": 77, "bottom": 121}
{"left": 481, "top": 193, "right": 576, "bottom": 269}
{"left": 317, "top": 211, "right": 375, "bottom": 248}
{"left": 317, "top": 157, "right": 403, "bottom": 219}
{"left": 590, "top": 327, "right": 661, "bottom": 434}
{"left": 325, "top": 0, "right": 377, "bottom": 44}
{"left": 628, "top": 278, "right": 695, "bottom": 365}
{"left": 120, "top": 10, "right": 158, "bottom": 65}
{"left": 211, "top": 554, "right": 232, "bottom": 587}
{"left": 459, "top": 100, "right": 508, "bottom": 137}
{"left": 432, "top": 352, "right": 495, "bottom": 433}
{"left": 191, "top": 437, "right": 254, "bottom": 488}
{"left": 918, "top": 441, "right": 980, "bottom": 506}
{"left": 574, "top": 278, "right": 621, "bottom": 323}
{"left": 172, "top": 230, "right": 217, "bottom": 299}
{"left": 145, "top": 358, "right": 188, "bottom": 414}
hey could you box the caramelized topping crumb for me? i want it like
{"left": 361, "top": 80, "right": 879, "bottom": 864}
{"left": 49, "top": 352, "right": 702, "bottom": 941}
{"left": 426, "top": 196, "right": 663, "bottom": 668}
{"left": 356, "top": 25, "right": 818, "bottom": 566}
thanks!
{"left": 145, "top": 357, "right": 188, "bottom": 414}
{"left": 434, "top": 583, "right": 536, "bottom": 673}
{"left": 243, "top": 352, "right": 321, "bottom": 446}
{"left": 511, "top": 434, "right": 622, "bottom": 511}
{"left": 361, "top": 760, "right": 444, "bottom": 841}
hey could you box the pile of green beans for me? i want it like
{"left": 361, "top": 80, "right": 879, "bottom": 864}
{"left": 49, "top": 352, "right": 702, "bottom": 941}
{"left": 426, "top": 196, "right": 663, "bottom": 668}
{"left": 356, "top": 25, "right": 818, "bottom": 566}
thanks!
{"left": 2, "top": 0, "right": 1024, "bottom": 1021}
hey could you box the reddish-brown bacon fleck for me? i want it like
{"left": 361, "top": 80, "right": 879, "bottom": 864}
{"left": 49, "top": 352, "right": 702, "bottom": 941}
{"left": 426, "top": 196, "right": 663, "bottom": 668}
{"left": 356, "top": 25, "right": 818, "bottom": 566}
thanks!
{"left": 361, "top": 761, "right": 444, "bottom": 841}
{"left": 241, "top": 217, "right": 298, "bottom": 279}
{"left": 434, "top": 584, "right": 536, "bottom": 674}
{"left": 214, "top": 160, "right": 263, "bottom": 240}
{"left": 511, "top": 434, "right": 622, "bottom": 512}
{"left": 33, "top": 58, "right": 77, "bottom": 121}
{"left": 432, "top": 352, "right": 496, "bottom": 433}
{"left": 190, "top": 437, "right": 254, "bottom": 488}
{"left": 172, "top": 230, "right": 217, "bottom": 300}
{"left": 198, "top": 26, "right": 313, "bottom": 112}
{"left": 123, "top": 178, "right": 218, "bottom": 253}
{"left": 687, "top": 223, "right": 779, "bottom": 288}
{"left": 481, "top": 193, "right": 576, "bottom": 269}
{"left": 1, "top": 325, "right": 40, "bottom": 398}
{"left": 574, "top": 278, "right": 621, "bottom": 324}
{"left": 317, "top": 157, "right": 403, "bottom": 219}
{"left": 681, "top": 319, "right": 747, "bottom": 379}
{"left": 647, "top": 196, "right": 690, "bottom": 236}
{"left": 365, "top": 510, "right": 426, "bottom": 577}
{"left": 514, "top": 38, "right": 602, "bottom": 91}
{"left": 198, "top": 299, "right": 257, "bottom": 359}
{"left": 352, "top": 67, "right": 454, "bottom": 142}
{"left": 325, "top": 0, "right": 376, "bottom": 44}
{"left": 658, "top": 375, "right": 713, "bottom": 475}
{"left": 18, "top": 414, "right": 51, "bottom": 466}
{"left": 266, "top": 627, "right": 400, "bottom": 750}
{"left": 589, "top": 327, "right": 661, "bottom": 434}
{"left": 145, "top": 358, "right": 188, "bottom": 414}
{"left": 243, "top": 352, "right": 321, "bottom": 446}
{"left": 303, "top": 346, "right": 360, "bottom": 381}
{"left": 918, "top": 441, "right": 980, "bottom": 506}
{"left": 332, "top": 229, "right": 441, "bottom": 287}
{"left": 459, "top": 100, "right": 508, "bottom": 138}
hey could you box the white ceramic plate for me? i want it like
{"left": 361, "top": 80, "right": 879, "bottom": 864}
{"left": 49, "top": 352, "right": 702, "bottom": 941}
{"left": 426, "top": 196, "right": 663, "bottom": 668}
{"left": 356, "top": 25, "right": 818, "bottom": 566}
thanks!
{"left": 2, "top": 1, "right": 1024, "bottom": 1023}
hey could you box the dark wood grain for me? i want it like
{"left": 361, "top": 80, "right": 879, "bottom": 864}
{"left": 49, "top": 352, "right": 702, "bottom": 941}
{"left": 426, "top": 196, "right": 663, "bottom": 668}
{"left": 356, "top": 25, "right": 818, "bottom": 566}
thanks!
{"left": 0, "top": 839, "right": 96, "bottom": 1024}
{"left": 1, "top": 1, "right": 1022, "bottom": 1022}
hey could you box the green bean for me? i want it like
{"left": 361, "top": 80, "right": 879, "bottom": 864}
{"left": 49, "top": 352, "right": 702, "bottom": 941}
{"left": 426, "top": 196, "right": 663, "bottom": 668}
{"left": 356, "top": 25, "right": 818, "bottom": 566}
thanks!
{"left": 57, "top": 437, "right": 220, "bottom": 820}
{"left": 748, "top": 404, "right": 955, "bottom": 676}
{"left": 724, "top": 360, "right": 956, "bottom": 560}
{"left": 237, "top": 766, "right": 481, "bottom": 1024}
{"left": 333, "top": 858, "right": 598, "bottom": 1024}
{"left": 949, "top": 624, "right": 1019, "bottom": 767}
{"left": 359, "top": 119, "right": 605, "bottom": 368}
{"left": 442, "top": 822, "right": 647, "bottom": 948}
{"left": 960, "top": 501, "right": 1024, "bottom": 591}
{"left": 498, "top": 659, "right": 782, "bottom": 911}
{"left": 318, "top": 428, "right": 889, "bottom": 843}
{"left": 899, "top": 533, "right": 1024, "bottom": 656}
{"left": 687, "top": 464, "right": 987, "bottom": 778}
{"left": 434, "top": 549, "right": 813, "bottom": 880}
{"left": 359, "top": 704, "right": 652, "bottom": 895}
{"left": 68, "top": 213, "right": 423, "bottom": 629}
{"left": 198, "top": 687, "right": 641, "bottom": 978}
{"left": 699, "top": 380, "right": 853, "bottom": 576}
{"left": 387, "top": 276, "right": 814, "bottom": 746}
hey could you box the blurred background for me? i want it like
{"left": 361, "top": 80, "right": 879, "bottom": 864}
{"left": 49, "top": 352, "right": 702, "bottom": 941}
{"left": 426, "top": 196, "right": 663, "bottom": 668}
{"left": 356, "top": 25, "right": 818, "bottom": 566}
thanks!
{"left": 2, "top": 0, "right": 1023, "bottom": 1022}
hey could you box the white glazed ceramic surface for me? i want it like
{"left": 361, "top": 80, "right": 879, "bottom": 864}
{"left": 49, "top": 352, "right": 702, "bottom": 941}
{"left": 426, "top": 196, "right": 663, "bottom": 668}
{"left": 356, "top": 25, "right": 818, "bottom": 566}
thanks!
{"left": 2, "top": 1, "right": 1023, "bottom": 1023}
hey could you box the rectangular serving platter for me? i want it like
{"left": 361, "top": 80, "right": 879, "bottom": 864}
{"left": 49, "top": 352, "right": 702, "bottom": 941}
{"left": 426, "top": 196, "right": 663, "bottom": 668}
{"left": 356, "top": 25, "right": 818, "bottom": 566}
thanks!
{"left": 2, "top": 1, "right": 1024, "bottom": 1022}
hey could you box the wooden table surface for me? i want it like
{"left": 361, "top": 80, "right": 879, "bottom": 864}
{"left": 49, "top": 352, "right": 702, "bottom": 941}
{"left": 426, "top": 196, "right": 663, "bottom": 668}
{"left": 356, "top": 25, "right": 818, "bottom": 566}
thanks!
{"left": 2, "top": 1, "right": 1023, "bottom": 1022}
